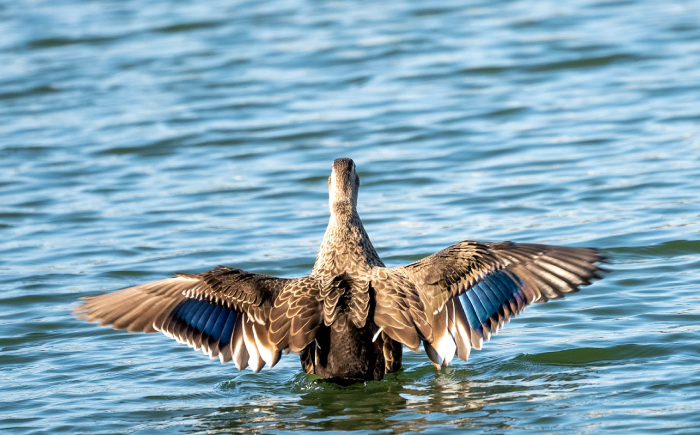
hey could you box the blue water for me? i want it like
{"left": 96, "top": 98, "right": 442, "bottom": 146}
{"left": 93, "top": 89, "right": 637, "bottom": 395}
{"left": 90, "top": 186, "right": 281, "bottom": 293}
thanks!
{"left": 2, "top": 0, "right": 700, "bottom": 433}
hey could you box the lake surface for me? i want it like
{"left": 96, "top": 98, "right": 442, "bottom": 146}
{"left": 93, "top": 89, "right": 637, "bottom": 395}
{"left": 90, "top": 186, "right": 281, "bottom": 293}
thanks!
{"left": 2, "top": 0, "right": 700, "bottom": 433}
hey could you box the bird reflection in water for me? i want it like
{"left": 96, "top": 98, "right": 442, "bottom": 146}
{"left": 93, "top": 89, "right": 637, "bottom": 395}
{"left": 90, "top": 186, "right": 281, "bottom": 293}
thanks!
{"left": 196, "top": 361, "right": 546, "bottom": 433}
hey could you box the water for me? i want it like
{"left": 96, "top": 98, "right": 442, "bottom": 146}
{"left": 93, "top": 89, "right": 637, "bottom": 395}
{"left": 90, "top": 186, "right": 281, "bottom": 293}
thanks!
{"left": 2, "top": 0, "right": 700, "bottom": 433}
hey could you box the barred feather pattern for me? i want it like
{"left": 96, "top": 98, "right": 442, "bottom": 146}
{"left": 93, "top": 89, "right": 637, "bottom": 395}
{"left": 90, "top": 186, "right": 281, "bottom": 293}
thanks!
{"left": 269, "top": 276, "right": 323, "bottom": 353}
{"left": 397, "top": 241, "right": 605, "bottom": 369}
{"left": 371, "top": 268, "right": 432, "bottom": 352}
{"left": 319, "top": 273, "right": 371, "bottom": 328}
{"left": 74, "top": 271, "right": 290, "bottom": 371}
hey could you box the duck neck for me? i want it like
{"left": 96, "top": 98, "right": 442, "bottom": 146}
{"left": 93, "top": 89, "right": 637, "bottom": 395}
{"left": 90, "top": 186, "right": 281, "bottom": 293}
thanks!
{"left": 312, "top": 202, "right": 382, "bottom": 277}
{"left": 329, "top": 201, "right": 357, "bottom": 226}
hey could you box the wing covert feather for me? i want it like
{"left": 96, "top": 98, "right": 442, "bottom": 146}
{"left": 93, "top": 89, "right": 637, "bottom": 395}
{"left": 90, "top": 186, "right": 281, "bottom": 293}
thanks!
{"left": 75, "top": 266, "right": 326, "bottom": 371}
{"left": 376, "top": 240, "right": 604, "bottom": 368}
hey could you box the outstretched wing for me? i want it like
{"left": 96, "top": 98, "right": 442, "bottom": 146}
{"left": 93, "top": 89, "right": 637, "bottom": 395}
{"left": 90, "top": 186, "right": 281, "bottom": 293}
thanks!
{"left": 75, "top": 266, "right": 323, "bottom": 372}
{"left": 375, "top": 241, "right": 605, "bottom": 368}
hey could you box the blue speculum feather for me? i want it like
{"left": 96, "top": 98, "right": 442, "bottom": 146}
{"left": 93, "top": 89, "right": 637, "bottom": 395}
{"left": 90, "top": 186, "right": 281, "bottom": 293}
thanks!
{"left": 460, "top": 293, "right": 482, "bottom": 331}
{"left": 219, "top": 311, "right": 237, "bottom": 345}
{"left": 203, "top": 305, "right": 223, "bottom": 335}
{"left": 189, "top": 300, "right": 210, "bottom": 327}
{"left": 171, "top": 299, "right": 189, "bottom": 319}
{"left": 460, "top": 270, "right": 525, "bottom": 331}
{"left": 174, "top": 299, "right": 238, "bottom": 344}
{"left": 473, "top": 290, "right": 497, "bottom": 330}
{"left": 209, "top": 308, "right": 230, "bottom": 339}
{"left": 477, "top": 281, "right": 500, "bottom": 312}
{"left": 466, "top": 289, "right": 489, "bottom": 326}
{"left": 481, "top": 284, "right": 505, "bottom": 320}
{"left": 195, "top": 303, "right": 217, "bottom": 331}
{"left": 484, "top": 278, "right": 510, "bottom": 315}
{"left": 181, "top": 299, "right": 201, "bottom": 324}
{"left": 486, "top": 274, "right": 510, "bottom": 301}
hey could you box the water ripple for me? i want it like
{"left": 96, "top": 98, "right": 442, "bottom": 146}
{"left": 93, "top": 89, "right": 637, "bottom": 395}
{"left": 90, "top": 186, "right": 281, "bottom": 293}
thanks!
{"left": 2, "top": 0, "right": 700, "bottom": 433}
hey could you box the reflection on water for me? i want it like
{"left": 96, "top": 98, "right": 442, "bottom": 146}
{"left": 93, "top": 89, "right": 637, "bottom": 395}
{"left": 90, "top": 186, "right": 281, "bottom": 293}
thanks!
{"left": 201, "top": 360, "right": 591, "bottom": 433}
{"left": 206, "top": 368, "right": 490, "bottom": 433}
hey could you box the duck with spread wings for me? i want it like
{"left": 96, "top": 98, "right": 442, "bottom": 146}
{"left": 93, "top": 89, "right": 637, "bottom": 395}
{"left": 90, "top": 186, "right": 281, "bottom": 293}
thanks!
{"left": 76, "top": 158, "right": 605, "bottom": 382}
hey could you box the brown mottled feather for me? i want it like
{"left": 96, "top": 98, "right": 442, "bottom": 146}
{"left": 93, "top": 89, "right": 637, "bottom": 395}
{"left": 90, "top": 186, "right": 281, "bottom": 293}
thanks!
{"left": 388, "top": 241, "right": 604, "bottom": 363}
{"left": 75, "top": 158, "right": 605, "bottom": 381}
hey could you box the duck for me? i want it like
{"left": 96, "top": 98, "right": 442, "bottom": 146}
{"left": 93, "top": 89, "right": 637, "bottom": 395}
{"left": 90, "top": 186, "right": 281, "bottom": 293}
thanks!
{"left": 75, "top": 158, "right": 604, "bottom": 382}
